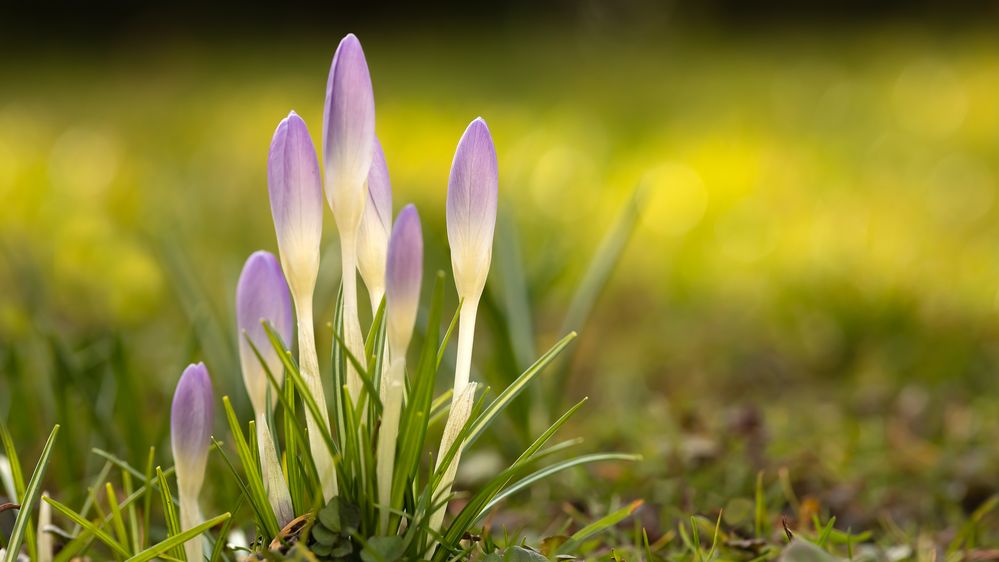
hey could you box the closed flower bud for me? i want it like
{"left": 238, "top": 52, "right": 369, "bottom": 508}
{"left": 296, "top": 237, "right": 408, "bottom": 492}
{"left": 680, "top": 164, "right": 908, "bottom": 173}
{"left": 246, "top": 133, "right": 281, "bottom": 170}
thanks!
{"left": 446, "top": 117, "right": 498, "bottom": 303}
{"left": 170, "top": 362, "right": 215, "bottom": 562}
{"left": 170, "top": 363, "right": 215, "bottom": 495}
{"left": 357, "top": 138, "right": 393, "bottom": 310}
{"left": 236, "top": 251, "right": 294, "bottom": 414}
{"left": 268, "top": 111, "right": 324, "bottom": 299}
{"left": 385, "top": 205, "right": 422, "bottom": 357}
{"left": 323, "top": 33, "right": 376, "bottom": 233}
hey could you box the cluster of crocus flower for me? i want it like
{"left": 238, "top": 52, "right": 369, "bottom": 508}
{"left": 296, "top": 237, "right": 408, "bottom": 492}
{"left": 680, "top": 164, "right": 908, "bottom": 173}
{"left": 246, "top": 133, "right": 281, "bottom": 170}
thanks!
{"left": 167, "top": 32, "right": 498, "bottom": 554}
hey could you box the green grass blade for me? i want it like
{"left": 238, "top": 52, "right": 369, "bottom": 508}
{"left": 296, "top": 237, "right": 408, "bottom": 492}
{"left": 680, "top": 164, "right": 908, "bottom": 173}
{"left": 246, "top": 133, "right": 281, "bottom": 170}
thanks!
{"left": 42, "top": 493, "right": 131, "bottom": 559}
{"left": 3, "top": 425, "right": 58, "bottom": 562}
{"left": 463, "top": 332, "right": 577, "bottom": 447}
{"left": 436, "top": 299, "right": 462, "bottom": 369}
{"left": 261, "top": 323, "right": 341, "bottom": 460}
{"left": 480, "top": 453, "right": 641, "bottom": 520}
{"left": 392, "top": 273, "right": 446, "bottom": 514}
{"left": 556, "top": 500, "right": 644, "bottom": 555}
{"left": 0, "top": 422, "right": 36, "bottom": 562}
{"left": 105, "top": 483, "right": 130, "bottom": 553}
{"left": 208, "top": 497, "right": 242, "bottom": 562}
{"left": 126, "top": 512, "right": 230, "bottom": 562}
{"left": 221, "top": 396, "right": 280, "bottom": 539}
{"left": 121, "top": 471, "right": 141, "bottom": 553}
{"left": 156, "top": 467, "right": 184, "bottom": 560}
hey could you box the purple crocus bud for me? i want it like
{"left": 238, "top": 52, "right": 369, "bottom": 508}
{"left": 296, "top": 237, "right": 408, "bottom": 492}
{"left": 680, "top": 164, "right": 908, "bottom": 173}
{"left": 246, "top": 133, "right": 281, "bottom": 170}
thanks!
{"left": 323, "top": 33, "right": 376, "bottom": 233}
{"left": 236, "top": 251, "right": 294, "bottom": 414}
{"left": 385, "top": 205, "right": 422, "bottom": 356}
{"left": 170, "top": 363, "right": 215, "bottom": 495}
{"left": 357, "top": 137, "right": 393, "bottom": 310}
{"left": 268, "top": 111, "right": 323, "bottom": 299}
{"left": 446, "top": 118, "right": 498, "bottom": 303}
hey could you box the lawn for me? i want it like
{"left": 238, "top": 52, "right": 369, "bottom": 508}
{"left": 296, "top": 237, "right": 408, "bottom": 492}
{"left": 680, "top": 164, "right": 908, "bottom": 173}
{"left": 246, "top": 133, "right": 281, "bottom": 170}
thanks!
{"left": 1, "top": 20, "right": 997, "bottom": 560}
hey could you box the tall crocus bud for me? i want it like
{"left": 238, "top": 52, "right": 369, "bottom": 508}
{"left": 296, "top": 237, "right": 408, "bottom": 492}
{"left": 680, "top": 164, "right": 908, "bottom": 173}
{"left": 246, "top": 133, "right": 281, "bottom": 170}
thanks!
{"left": 267, "top": 111, "right": 338, "bottom": 499}
{"left": 236, "top": 251, "right": 295, "bottom": 526}
{"left": 445, "top": 117, "right": 498, "bottom": 394}
{"left": 323, "top": 33, "right": 376, "bottom": 404}
{"left": 385, "top": 205, "right": 422, "bottom": 358}
{"left": 376, "top": 205, "right": 422, "bottom": 532}
{"left": 171, "top": 363, "right": 215, "bottom": 562}
{"left": 269, "top": 111, "right": 323, "bottom": 300}
{"left": 357, "top": 137, "right": 393, "bottom": 314}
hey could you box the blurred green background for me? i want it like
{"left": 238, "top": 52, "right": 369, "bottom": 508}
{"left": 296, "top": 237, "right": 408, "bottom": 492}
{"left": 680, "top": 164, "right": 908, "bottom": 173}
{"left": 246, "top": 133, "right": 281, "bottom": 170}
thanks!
{"left": 1, "top": 2, "right": 998, "bottom": 545}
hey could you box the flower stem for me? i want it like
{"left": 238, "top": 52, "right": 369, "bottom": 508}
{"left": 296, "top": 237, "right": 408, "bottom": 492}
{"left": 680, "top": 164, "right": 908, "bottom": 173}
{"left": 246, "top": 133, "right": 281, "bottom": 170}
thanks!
{"left": 256, "top": 414, "right": 294, "bottom": 526}
{"left": 295, "top": 296, "right": 338, "bottom": 500}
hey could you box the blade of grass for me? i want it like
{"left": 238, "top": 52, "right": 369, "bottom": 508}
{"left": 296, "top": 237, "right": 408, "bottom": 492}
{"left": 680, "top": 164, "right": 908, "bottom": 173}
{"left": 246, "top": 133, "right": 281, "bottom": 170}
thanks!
{"left": 221, "top": 396, "right": 280, "bottom": 539}
{"left": 3, "top": 425, "right": 58, "bottom": 562}
{"left": 556, "top": 500, "right": 644, "bottom": 556}
{"left": 0, "top": 422, "right": 34, "bottom": 562}
{"left": 156, "top": 467, "right": 184, "bottom": 561}
{"left": 126, "top": 512, "right": 230, "bottom": 562}
{"left": 42, "top": 494, "right": 130, "bottom": 559}
{"left": 105, "top": 483, "right": 130, "bottom": 554}
{"left": 464, "top": 332, "right": 577, "bottom": 447}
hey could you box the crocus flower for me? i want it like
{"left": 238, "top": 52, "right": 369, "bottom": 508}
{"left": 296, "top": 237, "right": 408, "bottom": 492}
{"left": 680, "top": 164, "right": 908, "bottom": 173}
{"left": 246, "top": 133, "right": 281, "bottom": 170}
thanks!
{"left": 236, "top": 251, "right": 295, "bottom": 525}
{"left": 323, "top": 33, "right": 376, "bottom": 236}
{"left": 268, "top": 111, "right": 323, "bottom": 301}
{"left": 171, "top": 362, "right": 215, "bottom": 562}
{"left": 376, "top": 205, "right": 422, "bottom": 531}
{"left": 323, "top": 33, "right": 376, "bottom": 405}
{"left": 446, "top": 117, "right": 498, "bottom": 308}
{"left": 429, "top": 118, "right": 498, "bottom": 546}
{"left": 267, "top": 111, "right": 338, "bottom": 499}
{"left": 357, "top": 137, "right": 393, "bottom": 314}
{"left": 385, "top": 205, "right": 422, "bottom": 358}
{"left": 445, "top": 118, "right": 498, "bottom": 394}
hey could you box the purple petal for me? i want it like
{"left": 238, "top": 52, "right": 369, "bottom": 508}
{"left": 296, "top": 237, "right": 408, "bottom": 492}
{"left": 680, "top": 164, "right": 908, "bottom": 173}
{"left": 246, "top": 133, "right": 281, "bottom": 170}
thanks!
{"left": 236, "top": 251, "right": 294, "bottom": 409}
{"left": 357, "top": 136, "right": 393, "bottom": 298}
{"left": 446, "top": 118, "right": 498, "bottom": 298}
{"left": 268, "top": 111, "right": 323, "bottom": 291}
{"left": 170, "top": 363, "right": 215, "bottom": 479}
{"left": 366, "top": 137, "right": 393, "bottom": 233}
{"left": 323, "top": 33, "right": 376, "bottom": 213}
{"left": 385, "top": 205, "right": 423, "bottom": 351}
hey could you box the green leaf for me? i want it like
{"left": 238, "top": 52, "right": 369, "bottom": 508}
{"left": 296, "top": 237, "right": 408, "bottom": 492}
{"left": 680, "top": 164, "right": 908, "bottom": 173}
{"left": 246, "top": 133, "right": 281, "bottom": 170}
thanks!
{"left": 360, "top": 535, "right": 405, "bottom": 562}
{"left": 43, "top": 494, "right": 131, "bottom": 559}
{"left": 156, "top": 466, "right": 184, "bottom": 560}
{"left": 221, "top": 395, "right": 281, "bottom": 539}
{"left": 3, "top": 425, "right": 58, "bottom": 562}
{"left": 480, "top": 454, "right": 640, "bottom": 518}
{"left": 463, "top": 332, "right": 577, "bottom": 448}
{"left": 557, "top": 500, "right": 644, "bottom": 555}
{"left": 126, "top": 512, "right": 231, "bottom": 562}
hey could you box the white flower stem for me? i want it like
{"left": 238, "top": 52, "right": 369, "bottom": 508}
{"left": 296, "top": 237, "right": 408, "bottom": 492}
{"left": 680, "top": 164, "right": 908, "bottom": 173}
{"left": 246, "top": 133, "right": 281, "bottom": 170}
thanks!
{"left": 178, "top": 487, "right": 204, "bottom": 562}
{"left": 428, "top": 382, "right": 477, "bottom": 549}
{"left": 453, "top": 298, "right": 479, "bottom": 394}
{"left": 339, "top": 232, "right": 365, "bottom": 405}
{"left": 368, "top": 287, "right": 385, "bottom": 320}
{"left": 294, "top": 297, "right": 338, "bottom": 500}
{"left": 38, "top": 492, "right": 52, "bottom": 562}
{"left": 375, "top": 357, "right": 405, "bottom": 533}
{"left": 256, "top": 414, "right": 294, "bottom": 526}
